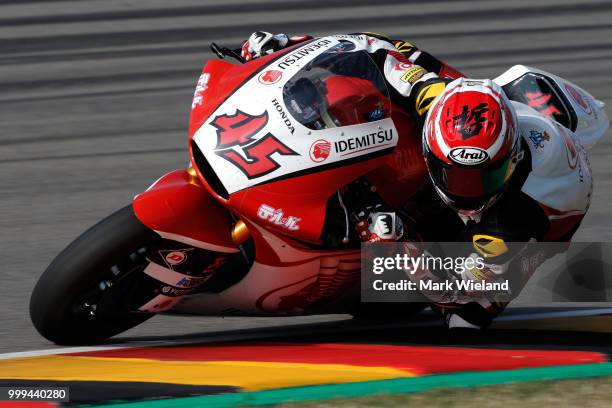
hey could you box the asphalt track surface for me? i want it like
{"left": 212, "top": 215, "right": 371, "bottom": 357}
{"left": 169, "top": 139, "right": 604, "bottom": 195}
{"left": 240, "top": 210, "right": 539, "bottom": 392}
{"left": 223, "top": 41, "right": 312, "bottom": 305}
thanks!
{"left": 1, "top": 0, "right": 612, "bottom": 354}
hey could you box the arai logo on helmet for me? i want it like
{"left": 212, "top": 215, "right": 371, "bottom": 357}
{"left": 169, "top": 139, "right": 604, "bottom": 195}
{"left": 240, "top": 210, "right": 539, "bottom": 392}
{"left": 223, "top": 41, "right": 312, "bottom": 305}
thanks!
{"left": 449, "top": 147, "right": 489, "bottom": 165}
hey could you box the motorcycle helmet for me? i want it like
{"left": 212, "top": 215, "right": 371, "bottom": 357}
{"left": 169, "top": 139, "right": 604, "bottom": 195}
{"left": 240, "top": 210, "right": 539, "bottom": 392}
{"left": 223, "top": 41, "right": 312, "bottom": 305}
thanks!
{"left": 422, "top": 78, "right": 522, "bottom": 216}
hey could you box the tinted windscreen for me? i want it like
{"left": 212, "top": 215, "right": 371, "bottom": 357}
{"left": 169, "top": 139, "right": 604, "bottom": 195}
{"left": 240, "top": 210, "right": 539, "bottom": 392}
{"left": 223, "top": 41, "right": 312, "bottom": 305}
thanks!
{"left": 282, "top": 45, "right": 390, "bottom": 130}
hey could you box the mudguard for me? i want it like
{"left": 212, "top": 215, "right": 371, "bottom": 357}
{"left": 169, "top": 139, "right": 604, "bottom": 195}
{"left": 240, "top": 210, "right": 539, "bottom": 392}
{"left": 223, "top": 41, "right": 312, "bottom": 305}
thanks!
{"left": 133, "top": 169, "right": 238, "bottom": 253}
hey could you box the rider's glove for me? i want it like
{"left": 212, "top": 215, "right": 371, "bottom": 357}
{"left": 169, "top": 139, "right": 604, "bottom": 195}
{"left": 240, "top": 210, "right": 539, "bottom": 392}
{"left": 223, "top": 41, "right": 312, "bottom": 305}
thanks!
{"left": 354, "top": 205, "right": 404, "bottom": 242}
{"left": 241, "top": 31, "right": 289, "bottom": 61}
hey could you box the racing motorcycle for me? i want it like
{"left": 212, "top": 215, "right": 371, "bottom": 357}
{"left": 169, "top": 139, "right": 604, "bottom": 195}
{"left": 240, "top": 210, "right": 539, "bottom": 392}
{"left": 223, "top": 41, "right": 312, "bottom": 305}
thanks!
{"left": 30, "top": 36, "right": 608, "bottom": 344}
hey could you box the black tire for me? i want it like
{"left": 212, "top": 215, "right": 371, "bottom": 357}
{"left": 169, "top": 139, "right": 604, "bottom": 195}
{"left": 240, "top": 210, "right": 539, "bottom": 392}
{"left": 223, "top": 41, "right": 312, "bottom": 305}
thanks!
{"left": 30, "top": 205, "right": 161, "bottom": 345}
{"left": 350, "top": 302, "right": 428, "bottom": 320}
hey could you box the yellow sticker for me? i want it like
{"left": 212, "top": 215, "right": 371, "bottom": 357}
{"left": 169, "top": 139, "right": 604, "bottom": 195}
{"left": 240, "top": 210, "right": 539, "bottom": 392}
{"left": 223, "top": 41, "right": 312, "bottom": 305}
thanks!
{"left": 416, "top": 82, "right": 446, "bottom": 116}
{"left": 395, "top": 41, "right": 416, "bottom": 53}
{"left": 473, "top": 234, "right": 509, "bottom": 258}
{"left": 469, "top": 266, "right": 493, "bottom": 281}
{"left": 401, "top": 67, "right": 426, "bottom": 84}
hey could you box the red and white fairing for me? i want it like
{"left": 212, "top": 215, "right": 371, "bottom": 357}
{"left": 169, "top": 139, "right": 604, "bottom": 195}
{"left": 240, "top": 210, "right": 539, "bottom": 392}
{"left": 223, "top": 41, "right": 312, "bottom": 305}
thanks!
{"left": 135, "top": 36, "right": 430, "bottom": 315}
{"left": 174, "top": 222, "right": 363, "bottom": 315}
{"left": 188, "top": 35, "right": 427, "bottom": 243}
{"left": 192, "top": 37, "right": 398, "bottom": 195}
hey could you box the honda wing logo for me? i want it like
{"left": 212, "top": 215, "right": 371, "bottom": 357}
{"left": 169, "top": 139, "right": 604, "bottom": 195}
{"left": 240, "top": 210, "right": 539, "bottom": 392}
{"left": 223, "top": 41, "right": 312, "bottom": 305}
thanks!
{"left": 211, "top": 110, "right": 298, "bottom": 179}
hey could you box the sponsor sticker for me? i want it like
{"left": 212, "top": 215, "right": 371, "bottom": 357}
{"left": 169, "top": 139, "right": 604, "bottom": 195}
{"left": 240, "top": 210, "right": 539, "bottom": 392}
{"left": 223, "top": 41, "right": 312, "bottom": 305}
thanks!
{"left": 161, "top": 285, "right": 193, "bottom": 297}
{"left": 258, "top": 70, "right": 283, "bottom": 85}
{"left": 465, "top": 80, "right": 485, "bottom": 86}
{"left": 271, "top": 98, "right": 295, "bottom": 134}
{"left": 276, "top": 38, "right": 333, "bottom": 70}
{"left": 395, "top": 42, "right": 415, "bottom": 53}
{"left": 334, "top": 128, "right": 394, "bottom": 156}
{"left": 158, "top": 248, "right": 194, "bottom": 270}
{"left": 175, "top": 276, "right": 209, "bottom": 288}
{"left": 332, "top": 34, "right": 366, "bottom": 40}
{"left": 257, "top": 204, "right": 301, "bottom": 231}
{"left": 448, "top": 147, "right": 489, "bottom": 165}
{"left": 165, "top": 251, "right": 187, "bottom": 265}
{"left": 565, "top": 83, "right": 591, "bottom": 114}
{"left": 369, "top": 102, "right": 385, "bottom": 121}
{"left": 400, "top": 67, "right": 426, "bottom": 84}
{"left": 560, "top": 130, "right": 578, "bottom": 169}
{"left": 528, "top": 129, "right": 550, "bottom": 150}
{"left": 192, "top": 72, "right": 210, "bottom": 109}
{"left": 309, "top": 139, "right": 331, "bottom": 162}
{"left": 394, "top": 62, "right": 413, "bottom": 71}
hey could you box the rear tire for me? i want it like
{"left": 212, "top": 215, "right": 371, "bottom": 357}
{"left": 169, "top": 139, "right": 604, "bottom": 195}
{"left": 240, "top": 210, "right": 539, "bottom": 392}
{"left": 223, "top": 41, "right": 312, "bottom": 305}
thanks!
{"left": 30, "top": 205, "right": 160, "bottom": 345}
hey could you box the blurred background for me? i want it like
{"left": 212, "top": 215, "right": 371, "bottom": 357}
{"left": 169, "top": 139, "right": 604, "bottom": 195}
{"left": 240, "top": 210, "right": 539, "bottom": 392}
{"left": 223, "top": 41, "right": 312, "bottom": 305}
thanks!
{"left": 1, "top": 0, "right": 611, "bottom": 353}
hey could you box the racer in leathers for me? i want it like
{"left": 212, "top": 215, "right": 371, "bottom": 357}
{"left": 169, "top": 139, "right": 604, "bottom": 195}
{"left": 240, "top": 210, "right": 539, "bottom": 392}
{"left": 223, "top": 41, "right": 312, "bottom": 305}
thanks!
{"left": 241, "top": 31, "right": 599, "bottom": 329}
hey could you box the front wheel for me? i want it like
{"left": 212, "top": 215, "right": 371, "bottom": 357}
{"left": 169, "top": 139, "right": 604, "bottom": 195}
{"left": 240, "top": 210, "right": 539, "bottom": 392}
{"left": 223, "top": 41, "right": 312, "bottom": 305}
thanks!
{"left": 30, "top": 205, "right": 161, "bottom": 345}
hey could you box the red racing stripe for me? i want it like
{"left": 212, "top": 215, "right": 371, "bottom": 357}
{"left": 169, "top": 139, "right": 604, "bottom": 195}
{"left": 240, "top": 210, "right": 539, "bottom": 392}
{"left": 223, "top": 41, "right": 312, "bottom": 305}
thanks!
{"left": 69, "top": 342, "right": 607, "bottom": 375}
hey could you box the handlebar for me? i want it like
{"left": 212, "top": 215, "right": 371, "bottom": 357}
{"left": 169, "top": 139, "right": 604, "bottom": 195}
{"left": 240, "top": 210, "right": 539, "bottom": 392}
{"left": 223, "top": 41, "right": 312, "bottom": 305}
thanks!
{"left": 210, "top": 43, "right": 246, "bottom": 64}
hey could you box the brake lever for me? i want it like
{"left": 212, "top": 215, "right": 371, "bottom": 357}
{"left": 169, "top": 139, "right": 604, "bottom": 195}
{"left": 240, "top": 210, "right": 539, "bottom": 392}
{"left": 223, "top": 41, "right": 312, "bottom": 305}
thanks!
{"left": 210, "top": 42, "right": 247, "bottom": 64}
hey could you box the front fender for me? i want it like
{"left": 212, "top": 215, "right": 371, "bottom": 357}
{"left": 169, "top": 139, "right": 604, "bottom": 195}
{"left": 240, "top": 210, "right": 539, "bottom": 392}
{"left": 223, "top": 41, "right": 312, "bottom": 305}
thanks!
{"left": 133, "top": 169, "right": 238, "bottom": 253}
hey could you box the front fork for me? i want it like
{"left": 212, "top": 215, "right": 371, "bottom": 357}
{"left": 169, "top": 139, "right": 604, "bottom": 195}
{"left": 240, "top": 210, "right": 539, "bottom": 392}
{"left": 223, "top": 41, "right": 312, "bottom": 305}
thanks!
{"left": 130, "top": 168, "right": 249, "bottom": 312}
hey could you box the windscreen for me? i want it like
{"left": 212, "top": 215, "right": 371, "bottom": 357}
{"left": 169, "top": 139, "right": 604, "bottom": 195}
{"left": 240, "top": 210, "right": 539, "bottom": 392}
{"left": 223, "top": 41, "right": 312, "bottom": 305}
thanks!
{"left": 282, "top": 43, "right": 391, "bottom": 130}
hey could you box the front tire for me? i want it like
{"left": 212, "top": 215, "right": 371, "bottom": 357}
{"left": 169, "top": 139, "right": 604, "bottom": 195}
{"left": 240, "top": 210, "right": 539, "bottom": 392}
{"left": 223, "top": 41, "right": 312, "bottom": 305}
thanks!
{"left": 30, "top": 205, "right": 161, "bottom": 345}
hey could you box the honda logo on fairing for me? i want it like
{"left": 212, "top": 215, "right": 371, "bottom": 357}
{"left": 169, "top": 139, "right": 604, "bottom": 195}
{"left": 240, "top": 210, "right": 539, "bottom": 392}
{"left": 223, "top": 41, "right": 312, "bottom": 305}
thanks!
{"left": 449, "top": 147, "right": 489, "bottom": 165}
